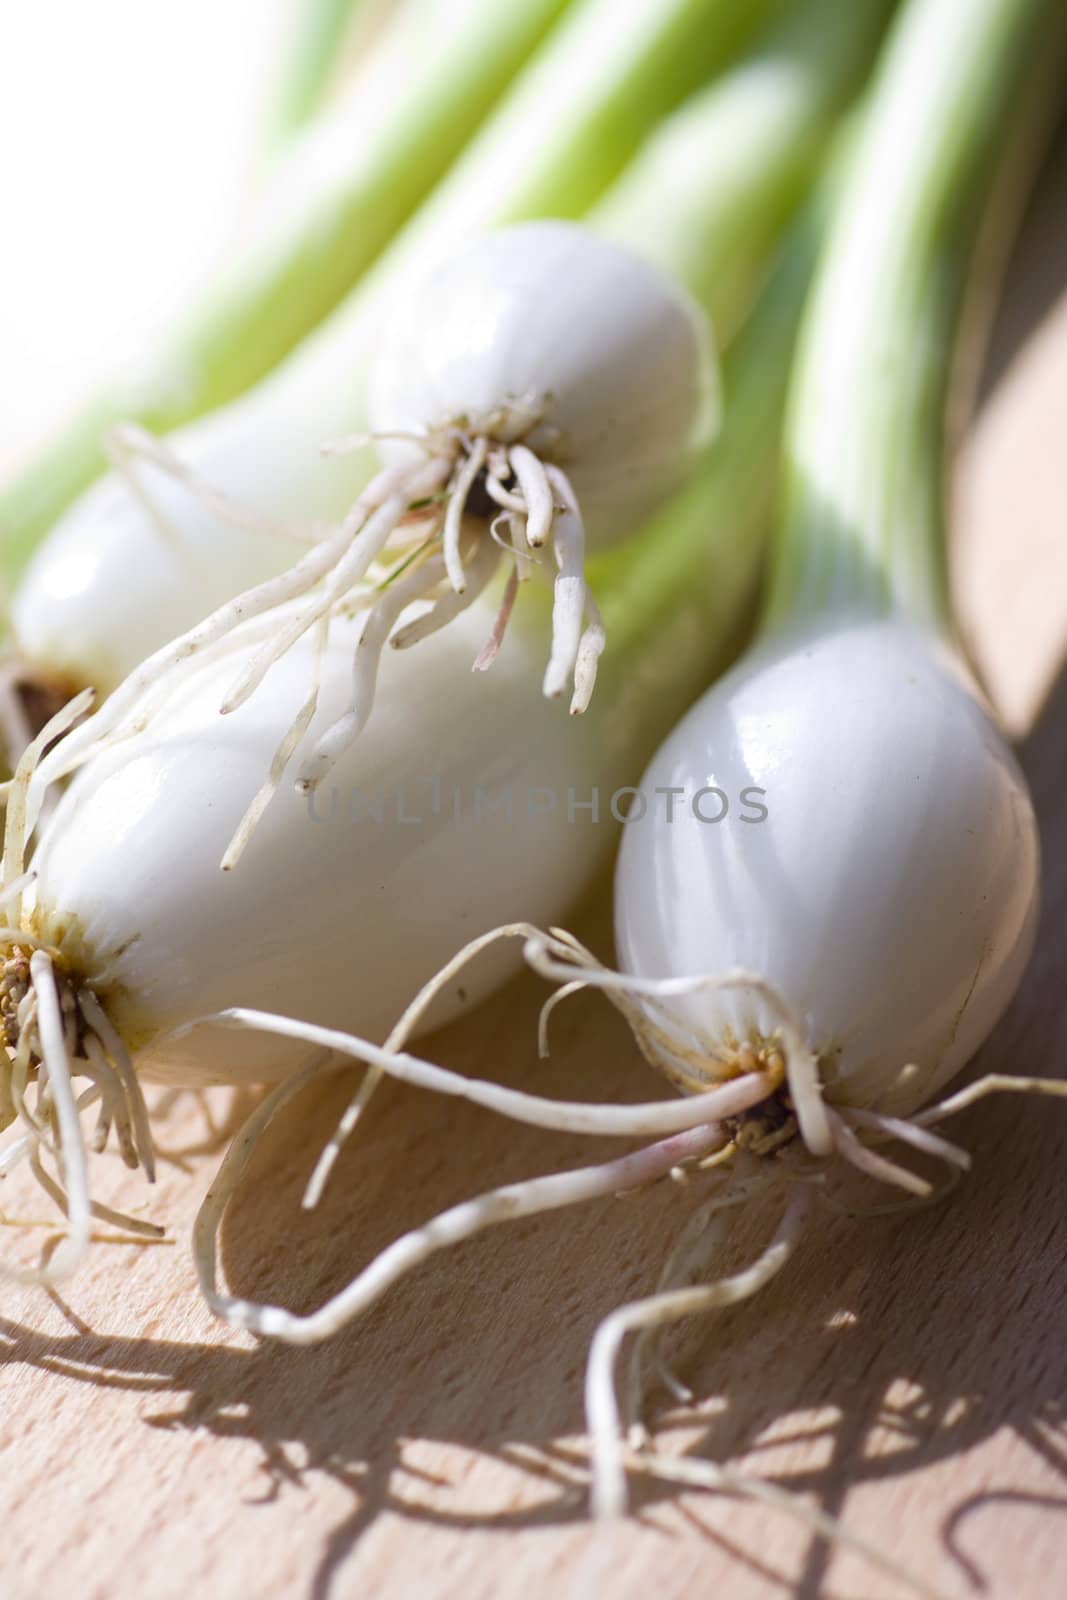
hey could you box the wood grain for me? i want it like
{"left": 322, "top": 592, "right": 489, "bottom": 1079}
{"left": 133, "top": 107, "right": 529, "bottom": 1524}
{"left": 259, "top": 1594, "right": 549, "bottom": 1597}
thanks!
{"left": 3, "top": 125, "right": 1067, "bottom": 1600}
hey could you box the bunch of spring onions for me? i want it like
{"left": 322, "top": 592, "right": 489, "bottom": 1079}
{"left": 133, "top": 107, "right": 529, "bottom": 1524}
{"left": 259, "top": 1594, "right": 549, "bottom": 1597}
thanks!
{"left": 2, "top": 0, "right": 1063, "bottom": 1574}
{"left": 0, "top": 0, "right": 887, "bottom": 1262}
{"left": 141, "top": 0, "right": 1063, "bottom": 1550}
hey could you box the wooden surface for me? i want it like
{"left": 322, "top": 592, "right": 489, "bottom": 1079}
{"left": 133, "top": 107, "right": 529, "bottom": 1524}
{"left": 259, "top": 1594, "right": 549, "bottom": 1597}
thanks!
{"left": 3, "top": 138, "right": 1067, "bottom": 1600}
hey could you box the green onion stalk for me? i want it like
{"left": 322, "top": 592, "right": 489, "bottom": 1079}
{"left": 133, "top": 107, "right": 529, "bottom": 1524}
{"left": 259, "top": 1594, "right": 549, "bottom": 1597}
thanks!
{"left": 768, "top": 0, "right": 1067, "bottom": 633}
{"left": 265, "top": 0, "right": 376, "bottom": 146}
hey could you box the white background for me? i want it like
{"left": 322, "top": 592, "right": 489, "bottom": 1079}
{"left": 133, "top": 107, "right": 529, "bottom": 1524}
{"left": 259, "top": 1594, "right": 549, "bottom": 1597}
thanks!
{"left": 0, "top": 0, "right": 292, "bottom": 472}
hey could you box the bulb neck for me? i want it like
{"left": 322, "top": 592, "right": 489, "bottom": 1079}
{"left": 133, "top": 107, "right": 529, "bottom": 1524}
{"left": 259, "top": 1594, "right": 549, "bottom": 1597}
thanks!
{"left": 764, "top": 0, "right": 1066, "bottom": 634}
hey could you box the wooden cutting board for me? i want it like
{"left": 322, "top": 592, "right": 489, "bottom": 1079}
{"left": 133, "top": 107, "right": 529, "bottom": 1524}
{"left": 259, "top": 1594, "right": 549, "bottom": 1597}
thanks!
{"left": 3, "top": 127, "right": 1067, "bottom": 1600}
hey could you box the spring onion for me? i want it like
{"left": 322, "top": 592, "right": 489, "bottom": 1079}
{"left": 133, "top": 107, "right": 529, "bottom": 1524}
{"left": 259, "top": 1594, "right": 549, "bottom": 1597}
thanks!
{"left": 8, "top": 0, "right": 886, "bottom": 750}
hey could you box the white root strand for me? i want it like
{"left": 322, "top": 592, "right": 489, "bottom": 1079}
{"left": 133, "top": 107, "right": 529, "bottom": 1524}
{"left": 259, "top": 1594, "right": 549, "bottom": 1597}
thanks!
{"left": 106, "top": 423, "right": 326, "bottom": 546}
{"left": 28, "top": 1144, "right": 164, "bottom": 1240}
{"left": 302, "top": 923, "right": 596, "bottom": 1206}
{"left": 28, "top": 459, "right": 444, "bottom": 801}
{"left": 3, "top": 691, "right": 94, "bottom": 913}
{"left": 489, "top": 505, "right": 535, "bottom": 583}
{"left": 586, "top": 1185, "right": 812, "bottom": 1519}
{"left": 81, "top": 1035, "right": 137, "bottom": 1167}
{"left": 107, "top": 422, "right": 327, "bottom": 547}
{"left": 301, "top": 1066, "right": 383, "bottom": 1212}
{"left": 625, "top": 1172, "right": 773, "bottom": 1425}
{"left": 78, "top": 987, "right": 156, "bottom": 1182}
{"left": 472, "top": 563, "right": 520, "bottom": 672}
{"left": 542, "top": 465, "right": 586, "bottom": 701}
{"left": 845, "top": 1106, "right": 970, "bottom": 1171}
{"left": 221, "top": 614, "right": 332, "bottom": 868}
{"left": 174, "top": 1005, "right": 776, "bottom": 1140}
{"left": 571, "top": 591, "right": 606, "bottom": 716}
{"left": 320, "top": 427, "right": 428, "bottom": 456}
{"left": 508, "top": 444, "right": 555, "bottom": 549}
{"left": 484, "top": 473, "right": 527, "bottom": 515}
{"left": 914, "top": 1072, "right": 1067, "bottom": 1125}
{"left": 390, "top": 537, "right": 500, "bottom": 651}
{"left": 529, "top": 931, "right": 728, "bottom": 1094}
{"left": 10, "top": 953, "right": 91, "bottom": 1285}
{"left": 295, "top": 551, "right": 451, "bottom": 792}
{"left": 303, "top": 921, "right": 536, "bottom": 1209}
{"left": 441, "top": 437, "right": 488, "bottom": 594}
{"left": 0, "top": 870, "right": 36, "bottom": 913}
{"left": 827, "top": 1107, "right": 930, "bottom": 1198}
{"left": 221, "top": 457, "right": 448, "bottom": 715}
{"left": 536, "top": 980, "right": 590, "bottom": 1060}
{"left": 197, "top": 1113, "right": 725, "bottom": 1344}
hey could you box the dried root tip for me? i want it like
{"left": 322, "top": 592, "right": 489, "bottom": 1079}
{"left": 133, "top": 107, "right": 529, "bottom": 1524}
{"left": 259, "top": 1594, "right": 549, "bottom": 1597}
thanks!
{"left": 472, "top": 564, "right": 519, "bottom": 673}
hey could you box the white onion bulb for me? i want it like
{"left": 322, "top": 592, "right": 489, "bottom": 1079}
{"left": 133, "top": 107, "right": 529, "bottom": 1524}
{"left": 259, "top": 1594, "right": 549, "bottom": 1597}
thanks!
{"left": 208, "top": 220, "right": 716, "bottom": 771}
{"left": 23, "top": 597, "right": 610, "bottom": 1090}
{"left": 370, "top": 220, "right": 717, "bottom": 550}
{"left": 614, "top": 616, "right": 1039, "bottom": 1130}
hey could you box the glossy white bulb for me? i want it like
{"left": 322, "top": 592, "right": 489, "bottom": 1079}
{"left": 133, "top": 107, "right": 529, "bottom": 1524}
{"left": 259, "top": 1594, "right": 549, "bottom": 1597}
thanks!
{"left": 369, "top": 220, "right": 717, "bottom": 550}
{"left": 614, "top": 615, "right": 1039, "bottom": 1119}
{"left": 29, "top": 593, "right": 611, "bottom": 1086}
{"left": 12, "top": 377, "right": 374, "bottom": 697}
